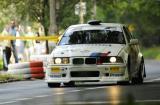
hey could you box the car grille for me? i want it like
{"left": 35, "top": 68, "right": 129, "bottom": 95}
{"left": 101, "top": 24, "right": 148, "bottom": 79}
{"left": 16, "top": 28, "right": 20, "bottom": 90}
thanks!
{"left": 70, "top": 71, "right": 99, "bottom": 77}
{"left": 85, "top": 58, "right": 96, "bottom": 64}
{"left": 97, "top": 57, "right": 109, "bottom": 64}
{"left": 72, "top": 58, "right": 97, "bottom": 65}
{"left": 72, "top": 57, "right": 123, "bottom": 64}
{"left": 73, "top": 58, "right": 84, "bottom": 64}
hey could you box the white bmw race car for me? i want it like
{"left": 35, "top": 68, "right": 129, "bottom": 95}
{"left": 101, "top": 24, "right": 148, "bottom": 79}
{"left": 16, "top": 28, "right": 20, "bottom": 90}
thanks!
{"left": 45, "top": 20, "right": 146, "bottom": 87}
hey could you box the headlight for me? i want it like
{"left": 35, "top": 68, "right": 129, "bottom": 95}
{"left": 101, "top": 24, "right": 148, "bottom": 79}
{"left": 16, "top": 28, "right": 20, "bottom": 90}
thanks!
{"left": 54, "top": 57, "right": 70, "bottom": 64}
{"left": 110, "top": 57, "right": 117, "bottom": 63}
{"left": 55, "top": 58, "right": 62, "bottom": 64}
{"left": 63, "top": 58, "right": 69, "bottom": 64}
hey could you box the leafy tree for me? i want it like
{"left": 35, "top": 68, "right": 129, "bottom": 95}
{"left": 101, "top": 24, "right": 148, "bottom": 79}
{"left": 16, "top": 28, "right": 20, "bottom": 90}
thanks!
{"left": 0, "top": 0, "right": 160, "bottom": 47}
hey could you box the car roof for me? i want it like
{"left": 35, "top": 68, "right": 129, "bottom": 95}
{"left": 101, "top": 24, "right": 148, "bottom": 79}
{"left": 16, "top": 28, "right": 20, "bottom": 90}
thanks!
{"left": 69, "top": 23, "right": 125, "bottom": 28}
{"left": 67, "top": 23, "right": 125, "bottom": 31}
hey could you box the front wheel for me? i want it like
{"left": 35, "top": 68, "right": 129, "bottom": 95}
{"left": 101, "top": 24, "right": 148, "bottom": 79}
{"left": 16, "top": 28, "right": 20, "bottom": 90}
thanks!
{"left": 117, "top": 81, "right": 130, "bottom": 85}
{"left": 64, "top": 81, "right": 75, "bottom": 87}
{"left": 48, "top": 83, "right": 60, "bottom": 88}
{"left": 132, "top": 61, "right": 144, "bottom": 84}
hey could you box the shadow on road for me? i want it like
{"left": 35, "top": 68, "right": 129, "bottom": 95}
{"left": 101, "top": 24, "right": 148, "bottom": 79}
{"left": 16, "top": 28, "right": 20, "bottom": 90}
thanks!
{"left": 53, "top": 80, "right": 160, "bottom": 88}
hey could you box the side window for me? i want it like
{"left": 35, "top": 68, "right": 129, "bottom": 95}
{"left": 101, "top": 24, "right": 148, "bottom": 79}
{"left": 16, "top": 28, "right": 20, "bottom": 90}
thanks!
{"left": 123, "top": 26, "right": 132, "bottom": 42}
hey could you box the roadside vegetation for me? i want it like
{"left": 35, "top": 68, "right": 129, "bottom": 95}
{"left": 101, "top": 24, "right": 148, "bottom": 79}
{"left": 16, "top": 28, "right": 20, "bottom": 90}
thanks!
{"left": 142, "top": 46, "right": 160, "bottom": 60}
{"left": 0, "top": 59, "right": 3, "bottom": 70}
{"left": 0, "top": 73, "right": 23, "bottom": 83}
{"left": 0, "top": 0, "right": 160, "bottom": 47}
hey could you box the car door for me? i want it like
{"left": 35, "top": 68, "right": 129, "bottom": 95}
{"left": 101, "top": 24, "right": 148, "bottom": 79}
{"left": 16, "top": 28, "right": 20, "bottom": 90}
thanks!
{"left": 123, "top": 26, "right": 139, "bottom": 75}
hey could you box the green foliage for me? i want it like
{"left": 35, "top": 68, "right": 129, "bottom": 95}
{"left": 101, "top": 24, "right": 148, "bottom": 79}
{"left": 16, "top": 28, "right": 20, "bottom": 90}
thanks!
{"left": 0, "top": 0, "right": 160, "bottom": 47}
{"left": 58, "top": 0, "right": 160, "bottom": 47}
{"left": 0, "top": 60, "right": 3, "bottom": 70}
{"left": 59, "top": 0, "right": 79, "bottom": 29}
{"left": 0, "top": 3, "right": 21, "bottom": 31}
{"left": 0, "top": 74, "right": 23, "bottom": 81}
{"left": 0, "top": 74, "right": 10, "bottom": 81}
{"left": 142, "top": 46, "right": 160, "bottom": 60}
{"left": 0, "top": 0, "right": 49, "bottom": 33}
{"left": 0, "top": 49, "right": 3, "bottom": 70}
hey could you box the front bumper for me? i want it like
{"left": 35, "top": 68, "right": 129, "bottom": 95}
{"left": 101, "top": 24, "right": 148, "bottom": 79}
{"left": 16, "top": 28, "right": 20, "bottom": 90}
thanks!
{"left": 45, "top": 64, "right": 129, "bottom": 84}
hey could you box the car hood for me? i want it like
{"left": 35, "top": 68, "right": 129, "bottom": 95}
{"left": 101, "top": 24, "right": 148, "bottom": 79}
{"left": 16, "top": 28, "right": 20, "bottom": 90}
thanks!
{"left": 51, "top": 44, "right": 125, "bottom": 57}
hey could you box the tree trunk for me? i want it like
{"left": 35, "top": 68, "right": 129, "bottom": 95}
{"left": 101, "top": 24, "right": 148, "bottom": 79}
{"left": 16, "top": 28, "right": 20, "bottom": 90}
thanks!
{"left": 42, "top": 0, "right": 49, "bottom": 54}
{"left": 79, "top": 0, "right": 84, "bottom": 24}
{"left": 92, "top": 0, "right": 97, "bottom": 19}
{"left": 49, "top": 0, "right": 57, "bottom": 35}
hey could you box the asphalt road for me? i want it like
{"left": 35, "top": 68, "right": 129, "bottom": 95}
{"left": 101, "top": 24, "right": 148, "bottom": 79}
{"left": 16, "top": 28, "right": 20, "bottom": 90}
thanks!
{"left": 0, "top": 60, "right": 160, "bottom": 105}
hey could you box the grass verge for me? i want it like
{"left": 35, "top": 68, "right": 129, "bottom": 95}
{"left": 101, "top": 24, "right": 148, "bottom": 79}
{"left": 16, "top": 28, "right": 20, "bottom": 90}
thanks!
{"left": 142, "top": 46, "right": 160, "bottom": 60}
{"left": 0, "top": 73, "right": 24, "bottom": 83}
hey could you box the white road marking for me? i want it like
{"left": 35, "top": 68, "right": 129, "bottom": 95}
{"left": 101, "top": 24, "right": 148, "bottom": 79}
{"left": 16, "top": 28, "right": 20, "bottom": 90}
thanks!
{"left": 0, "top": 98, "right": 34, "bottom": 105}
{"left": 66, "top": 89, "right": 81, "bottom": 93}
{"left": 55, "top": 86, "right": 107, "bottom": 95}
{"left": 0, "top": 101, "right": 18, "bottom": 105}
{"left": 63, "top": 86, "right": 107, "bottom": 94}
{"left": 16, "top": 98, "right": 33, "bottom": 101}
{"left": 55, "top": 89, "right": 81, "bottom": 95}
{"left": 34, "top": 95, "right": 50, "bottom": 98}
{"left": 0, "top": 87, "right": 104, "bottom": 104}
{"left": 55, "top": 92, "right": 65, "bottom": 95}
{"left": 86, "top": 86, "right": 106, "bottom": 90}
{"left": 144, "top": 78, "right": 160, "bottom": 83}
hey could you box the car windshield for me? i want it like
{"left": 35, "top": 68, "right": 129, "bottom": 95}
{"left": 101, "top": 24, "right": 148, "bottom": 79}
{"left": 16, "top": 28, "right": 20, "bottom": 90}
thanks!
{"left": 58, "top": 29, "right": 125, "bottom": 45}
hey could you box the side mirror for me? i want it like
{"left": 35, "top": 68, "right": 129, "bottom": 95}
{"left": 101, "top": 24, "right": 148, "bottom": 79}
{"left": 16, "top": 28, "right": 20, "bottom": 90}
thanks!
{"left": 129, "top": 39, "right": 139, "bottom": 45}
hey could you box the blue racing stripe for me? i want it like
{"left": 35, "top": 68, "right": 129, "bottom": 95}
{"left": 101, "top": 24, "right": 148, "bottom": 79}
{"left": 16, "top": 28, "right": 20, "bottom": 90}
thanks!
{"left": 90, "top": 51, "right": 111, "bottom": 57}
{"left": 89, "top": 52, "right": 101, "bottom": 57}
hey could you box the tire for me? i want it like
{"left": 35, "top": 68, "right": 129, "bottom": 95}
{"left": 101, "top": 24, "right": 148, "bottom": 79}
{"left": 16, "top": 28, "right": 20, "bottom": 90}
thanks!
{"left": 8, "top": 61, "right": 43, "bottom": 70}
{"left": 8, "top": 62, "right": 30, "bottom": 70}
{"left": 48, "top": 83, "right": 60, "bottom": 88}
{"left": 7, "top": 67, "right": 44, "bottom": 75}
{"left": 22, "top": 74, "right": 32, "bottom": 79}
{"left": 117, "top": 81, "right": 130, "bottom": 85}
{"left": 30, "top": 67, "right": 44, "bottom": 74}
{"left": 31, "top": 73, "right": 44, "bottom": 79}
{"left": 12, "top": 74, "right": 31, "bottom": 79}
{"left": 64, "top": 81, "right": 75, "bottom": 87}
{"left": 138, "top": 61, "right": 144, "bottom": 84}
{"left": 131, "top": 61, "right": 144, "bottom": 84}
{"left": 14, "top": 73, "right": 44, "bottom": 79}
{"left": 7, "top": 68, "right": 30, "bottom": 74}
{"left": 30, "top": 61, "right": 43, "bottom": 68}
{"left": 127, "top": 57, "right": 132, "bottom": 83}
